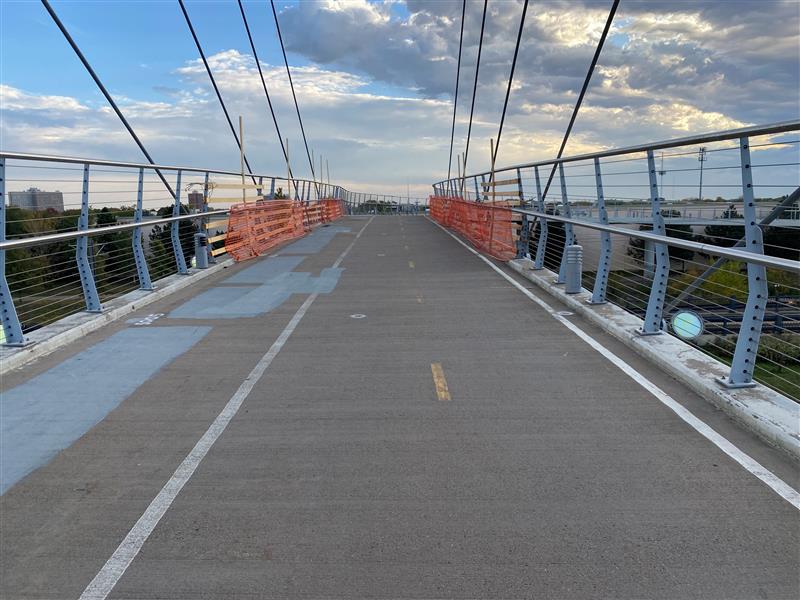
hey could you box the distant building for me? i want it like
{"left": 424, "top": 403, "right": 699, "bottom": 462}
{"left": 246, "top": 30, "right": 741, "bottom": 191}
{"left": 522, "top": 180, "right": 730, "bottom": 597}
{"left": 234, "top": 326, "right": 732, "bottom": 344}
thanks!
{"left": 188, "top": 191, "right": 205, "bottom": 212}
{"left": 9, "top": 188, "right": 64, "bottom": 212}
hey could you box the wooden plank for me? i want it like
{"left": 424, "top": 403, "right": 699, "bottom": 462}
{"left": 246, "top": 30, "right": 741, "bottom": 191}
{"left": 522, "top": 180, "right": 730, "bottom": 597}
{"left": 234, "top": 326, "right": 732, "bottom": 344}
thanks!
{"left": 207, "top": 197, "right": 254, "bottom": 203}
{"left": 207, "top": 233, "right": 228, "bottom": 243}
{"left": 483, "top": 191, "right": 523, "bottom": 197}
{"left": 211, "top": 246, "right": 228, "bottom": 257}
{"left": 205, "top": 219, "right": 228, "bottom": 229}
{"left": 481, "top": 177, "right": 520, "bottom": 188}
{"left": 211, "top": 182, "right": 265, "bottom": 190}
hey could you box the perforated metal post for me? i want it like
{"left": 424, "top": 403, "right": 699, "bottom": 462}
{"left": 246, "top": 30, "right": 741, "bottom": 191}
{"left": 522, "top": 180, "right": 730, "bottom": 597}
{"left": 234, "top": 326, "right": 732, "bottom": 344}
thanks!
{"left": 269, "top": 177, "right": 275, "bottom": 199}
{"left": 515, "top": 168, "right": 529, "bottom": 258}
{"left": 257, "top": 176, "right": 263, "bottom": 197}
{"left": 556, "top": 163, "right": 575, "bottom": 284}
{"left": 0, "top": 158, "right": 27, "bottom": 345}
{"left": 171, "top": 170, "right": 189, "bottom": 274}
{"left": 132, "top": 168, "right": 153, "bottom": 290}
{"left": 76, "top": 164, "right": 102, "bottom": 312}
{"left": 590, "top": 157, "right": 611, "bottom": 304}
{"left": 532, "top": 166, "right": 548, "bottom": 270}
{"left": 719, "top": 136, "right": 767, "bottom": 388}
{"left": 639, "top": 150, "right": 669, "bottom": 335}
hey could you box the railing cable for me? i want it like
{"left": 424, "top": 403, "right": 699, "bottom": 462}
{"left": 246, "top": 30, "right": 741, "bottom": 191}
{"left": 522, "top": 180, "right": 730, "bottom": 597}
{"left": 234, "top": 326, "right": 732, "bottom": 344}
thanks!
{"left": 40, "top": 0, "right": 176, "bottom": 198}
{"left": 178, "top": 0, "right": 258, "bottom": 185}
{"left": 540, "top": 0, "right": 620, "bottom": 201}
{"left": 462, "top": 0, "right": 488, "bottom": 188}
{"left": 237, "top": 0, "right": 299, "bottom": 197}
{"left": 447, "top": 0, "right": 467, "bottom": 183}
{"left": 269, "top": 0, "right": 318, "bottom": 194}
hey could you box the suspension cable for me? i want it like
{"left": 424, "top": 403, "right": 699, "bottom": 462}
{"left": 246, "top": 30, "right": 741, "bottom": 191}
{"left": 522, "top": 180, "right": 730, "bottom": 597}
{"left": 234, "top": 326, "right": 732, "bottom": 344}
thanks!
{"left": 541, "top": 0, "right": 620, "bottom": 200}
{"left": 40, "top": 0, "right": 176, "bottom": 198}
{"left": 237, "top": 0, "right": 299, "bottom": 196}
{"left": 462, "top": 0, "right": 488, "bottom": 184}
{"left": 447, "top": 0, "right": 467, "bottom": 183}
{"left": 178, "top": 0, "right": 257, "bottom": 185}
{"left": 269, "top": 0, "right": 318, "bottom": 194}
{"left": 490, "top": 0, "right": 528, "bottom": 175}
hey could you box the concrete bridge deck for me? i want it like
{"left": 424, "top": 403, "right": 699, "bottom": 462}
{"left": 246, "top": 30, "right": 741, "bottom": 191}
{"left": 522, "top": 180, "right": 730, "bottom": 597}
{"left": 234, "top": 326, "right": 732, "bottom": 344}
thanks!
{"left": 1, "top": 215, "right": 798, "bottom": 599}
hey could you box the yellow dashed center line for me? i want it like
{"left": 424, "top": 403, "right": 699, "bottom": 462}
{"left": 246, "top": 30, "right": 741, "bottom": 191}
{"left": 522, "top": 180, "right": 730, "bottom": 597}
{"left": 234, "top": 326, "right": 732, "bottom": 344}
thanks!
{"left": 430, "top": 363, "right": 451, "bottom": 401}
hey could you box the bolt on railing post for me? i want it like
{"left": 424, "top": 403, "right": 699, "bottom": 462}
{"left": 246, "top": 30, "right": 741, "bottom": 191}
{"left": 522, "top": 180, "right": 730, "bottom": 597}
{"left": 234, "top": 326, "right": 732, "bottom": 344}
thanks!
{"left": 132, "top": 167, "right": 153, "bottom": 290}
{"left": 590, "top": 157, "right": 611, "bottom": 304}
{"left": 171, "top": 170, "right": 189, "bottom": 274}
{"left": 639, "top": 149, "right": 669, "bottom": 335}
{"left": 532, "top": 166, "right": 548, "bottom": 270}
{"left": 556, "top": 163, "right": 575, "bottom": 284}
{"left": 719, "top": 136, "right": 767, "bottom": 388}
{"left": 0, "top": 158, "right": 28, "bottom": 345}
{"left": 516, "top": 168, "right": 529, "bottom": 258}
{"left": 76, "top": 164, "right": 102, "bottom": 313}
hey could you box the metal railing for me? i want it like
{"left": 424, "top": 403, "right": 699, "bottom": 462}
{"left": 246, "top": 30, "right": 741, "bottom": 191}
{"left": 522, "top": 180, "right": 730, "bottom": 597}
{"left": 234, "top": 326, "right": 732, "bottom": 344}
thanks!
{"left": 432, "top": 122, "right": 800, "bottom": 399}
{"left": 0, "top": 151, "right": 355, "bottom": 345}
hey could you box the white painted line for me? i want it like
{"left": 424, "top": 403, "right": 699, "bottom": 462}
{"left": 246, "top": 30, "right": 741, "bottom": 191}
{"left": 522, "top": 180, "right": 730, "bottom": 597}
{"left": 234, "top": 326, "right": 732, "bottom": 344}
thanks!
{"left": 80, "top": 217, "right": 374, "bottom": 600}
{"left": 428, "top": 217, "right": 800, "bottom": 510}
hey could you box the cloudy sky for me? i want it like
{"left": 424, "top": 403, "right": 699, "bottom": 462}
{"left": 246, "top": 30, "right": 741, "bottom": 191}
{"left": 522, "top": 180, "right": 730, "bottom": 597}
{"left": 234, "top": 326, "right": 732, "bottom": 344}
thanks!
{"left": 1, "top": 0, "right": 798, "bottom": 197}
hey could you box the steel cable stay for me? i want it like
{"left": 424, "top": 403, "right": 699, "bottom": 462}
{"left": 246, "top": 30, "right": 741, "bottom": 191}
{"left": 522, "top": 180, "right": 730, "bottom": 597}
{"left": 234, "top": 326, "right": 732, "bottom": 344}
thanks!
{"left": 447, "top": 0, "right": 467, "bottom": 184}
{"left": 237, "top": 0, "right": 300, "bottom": 198}
{"left": 269, "top": 0, "right": 318, "bottom": 196}
{"left": 461, "top": 0, "right": 488, "bottom": 194}
{"left": 177, "top": 0, "right": 258, "bottom": 185}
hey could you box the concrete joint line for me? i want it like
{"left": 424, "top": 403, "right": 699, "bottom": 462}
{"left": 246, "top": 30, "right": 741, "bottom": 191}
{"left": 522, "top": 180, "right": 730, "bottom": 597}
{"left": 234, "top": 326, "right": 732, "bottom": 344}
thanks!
{"left": 79, "top": 217, "right": 373, "bottom": 600}
{"left": 427, "top": 217, "right": 800, "bottom": 510}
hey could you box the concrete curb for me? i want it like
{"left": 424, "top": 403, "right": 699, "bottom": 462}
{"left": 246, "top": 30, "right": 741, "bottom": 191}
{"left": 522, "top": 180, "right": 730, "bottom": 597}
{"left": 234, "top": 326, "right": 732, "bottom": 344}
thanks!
{"left": 508, "top": 258, "right": 800, "bottom": 461}
{"left": 0, "top": 259, "right": 234, "bottom": 376}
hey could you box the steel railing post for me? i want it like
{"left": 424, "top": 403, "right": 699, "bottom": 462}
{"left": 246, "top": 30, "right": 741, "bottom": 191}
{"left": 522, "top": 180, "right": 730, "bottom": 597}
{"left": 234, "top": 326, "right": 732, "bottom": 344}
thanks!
{"left": 589, "top": 157, "right": 611, "bottom": 304}
{"left": 719, "top": 136, "right": 767, "bottom": 388}
{"left": 132, "top": 167, "right": 154, "bottom": 290}
{"left": 269, "top": 177, "right": 275, "bottom": 199}
{"left": 203, "top": 172, "right": 216, "bottom": 264}
{"left": 556, "top": 163, "right": 575, "bottom": 284}
{"left": 171, "top": 170, "right": 189, "bottom": 274}
{"left": 639, "top": 149, "right": 669, "bottom": 334}
{"left": 516, "top": 168, "right": 529, "bottom": 258}
{"left": 0, "top": 158, "right": 28, "bottom": 345}
{"left": 532, "top": 166, "right": 548, "bottom": 270}
{"left": 480, "top": 174, "right": 487, "bottom": 202}
{"left": 76, "top": 163, "right": 102, "bottom": 312}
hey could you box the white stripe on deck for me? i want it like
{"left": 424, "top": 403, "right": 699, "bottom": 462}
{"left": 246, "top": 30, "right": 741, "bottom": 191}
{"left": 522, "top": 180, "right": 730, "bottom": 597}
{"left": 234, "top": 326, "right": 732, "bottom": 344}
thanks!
{"left": 80, "top": 217, "right": 374, "bottom": 600}
{"left": 429, "top": 217, "right": 800, "bottom": 511}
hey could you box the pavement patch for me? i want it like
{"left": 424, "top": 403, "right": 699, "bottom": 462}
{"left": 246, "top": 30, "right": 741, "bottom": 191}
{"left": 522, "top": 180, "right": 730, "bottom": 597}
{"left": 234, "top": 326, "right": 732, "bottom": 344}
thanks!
{"left": 0, "top": 326, "right": 211, "bottom": 494}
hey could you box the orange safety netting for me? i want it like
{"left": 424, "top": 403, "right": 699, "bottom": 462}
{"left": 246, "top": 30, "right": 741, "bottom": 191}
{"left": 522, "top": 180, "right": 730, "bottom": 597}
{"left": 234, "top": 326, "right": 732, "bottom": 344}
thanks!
{"left": 225, "top": 198, "right": 344, "bottom": 262}
{"left": 429, "top": 196, "right": 516, "bottom": 261}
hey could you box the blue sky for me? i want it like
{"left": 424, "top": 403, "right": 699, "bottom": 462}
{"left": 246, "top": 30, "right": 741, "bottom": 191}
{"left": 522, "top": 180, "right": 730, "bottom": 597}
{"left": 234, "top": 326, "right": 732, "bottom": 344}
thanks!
{"left": 1, "top": 0, "right": 798, "bottom": 198}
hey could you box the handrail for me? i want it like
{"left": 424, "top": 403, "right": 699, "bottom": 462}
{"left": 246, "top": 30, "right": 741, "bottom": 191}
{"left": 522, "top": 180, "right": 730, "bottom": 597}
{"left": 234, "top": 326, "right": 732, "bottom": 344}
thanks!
{"left": 0, "top": 210, "right": 229, "bottom": 251}
{"left": 512, "top": 208, "right": 800, "bottom": 273}
{"left": 0, "top": 150, "right": 320, "bottom": 185}
{"left": 435, "top": 120, "right": 800, "bottom": 186}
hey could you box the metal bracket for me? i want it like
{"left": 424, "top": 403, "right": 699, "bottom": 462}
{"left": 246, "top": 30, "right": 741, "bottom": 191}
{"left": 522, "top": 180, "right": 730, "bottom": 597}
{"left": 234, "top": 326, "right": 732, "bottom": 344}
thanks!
{"left": 638, "top": 150, "right": 668, "bottom": 335}
{"left": 132, "top": 167, "right": 154, "bottom": 290}
{"left": 718, "top": 136, "right": 766, "bottom": 388}
{"left": 171, "top": 170, "right": 189, "bottom": 274}
{"left": 0, "top": 157, "right": 29, "bottom": 346}
{"left": 532, "top": 166, "right": 548, "bottom": 270}
{"left": 556, "top": 163, "right": 575, "bottom": 284}
{"left": 76, "top": 164, "right": 102, "bottom": 313}
{"left": 589, "top": 157, "right": 611, "bottom": 304}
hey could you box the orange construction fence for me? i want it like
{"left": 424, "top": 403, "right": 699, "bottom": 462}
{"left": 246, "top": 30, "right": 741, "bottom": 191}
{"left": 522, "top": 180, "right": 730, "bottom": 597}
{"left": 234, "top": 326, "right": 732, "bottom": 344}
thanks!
{"left": 225, "top": 198, "right": 345, "bottom": 262}
{"left": 429, "top": 196, "right": 517, "bottom": 261}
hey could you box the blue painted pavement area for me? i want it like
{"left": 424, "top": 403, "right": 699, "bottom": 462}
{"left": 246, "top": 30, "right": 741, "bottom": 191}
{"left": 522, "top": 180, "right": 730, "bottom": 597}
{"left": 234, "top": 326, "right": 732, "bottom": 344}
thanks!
{"left": 0, "top": 326, "right": 210, "bottom": 494}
